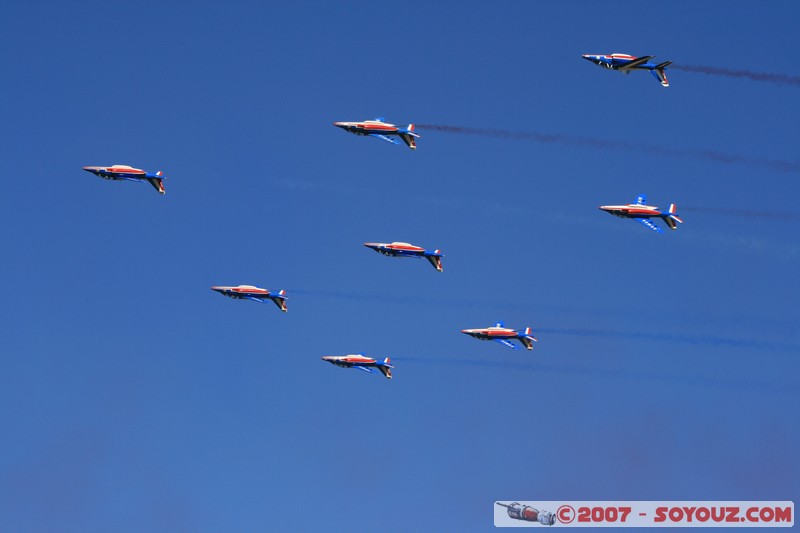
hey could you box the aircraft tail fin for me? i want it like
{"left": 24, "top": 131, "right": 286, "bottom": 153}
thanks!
{"left": 405, "top": 125, "right": 420, "bottom": 138}
{"left": 425, "top": 251, "right": 443, "bottom": 272}
{"left": 664, "top": 204, "right": 683, "bottom": 230}
{"left": 398, "top": 124, "right": 421, "bottom": 150}
{"left": 651, "top": 63, "right": 670, "bottom": 87}
{"left": 399, "top": 132, "right": 418, "bottom": 150}
{"left": 272, "top": 290, "right": 288, "bottom": 312}
{"left": 147, "top": 177, "right": 165, "bottom": 194}
{"left": 518, "top": 327, "right": 537, "bottom": 350}
{"left": 378, "top": 357, "right": 393, "bottom": 379}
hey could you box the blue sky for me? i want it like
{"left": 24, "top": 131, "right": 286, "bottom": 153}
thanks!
{"left": 1, "top": 1, "right": 798, "bottom": 531}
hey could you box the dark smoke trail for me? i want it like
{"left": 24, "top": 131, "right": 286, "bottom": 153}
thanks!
{"left": 417, "top": 124, "right": 800, "bottom": 174}
{"left": 392, "top": 355, "right": 799, "bottom": 396}
{"left": 536, "top": 327, "right": 798, "bottom": 353}
{"left": 672, "top": 64, "right": 800, "bottom": 86}
{"left": 681, "top": 206, "right": 800, "bottom": 222}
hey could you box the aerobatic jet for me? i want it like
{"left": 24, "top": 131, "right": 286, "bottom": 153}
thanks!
{"left": 333, "top": 117, "right": 420, "bottom": 149}
{"left": 582, "top": 53, "right": 672, "bottom": 87}
{"left": 211, "top": 285, "right": 287, "bottom": 312}
{"left": 364, "top": 241, "right": 443, "bottom": 272}
{"left": 83, "top": 165, "right": 165, "bottom": 194}
{"left": 461, "top": 322, "right": 537, "bottom": 350}
{"left": 599, "top": 194, "right": 683, "bottom": 233}
{"left": 321, "top": 354, "right": 394, "bottom": 379}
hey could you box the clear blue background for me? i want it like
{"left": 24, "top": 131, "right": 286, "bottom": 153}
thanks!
{"left": 1, "top": 1, "right": 798, "bottom": 531}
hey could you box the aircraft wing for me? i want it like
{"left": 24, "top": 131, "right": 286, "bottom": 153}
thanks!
{"left": 369, "top": 134, "right": 399, "bottom": 145}
{"left": 494, "top": 339, "right": 519, "bottom": 350}
{"left": 635, "top": 218, "right": 663, "bottom": 233}
{"left": 244, "top": 296, "right": 267, "bottom": 303}
{"left": 355, "top": 365, "right": 376, "bottom": 374}
{"left": 619, "top": 56, "right": 653, "bottom": 70}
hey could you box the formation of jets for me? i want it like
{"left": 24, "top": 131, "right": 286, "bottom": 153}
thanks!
{"left": 582, "top": 53, "right": 672, "bottom": 87}
{"left": 82, "top": 54, "right": 685, "bottom": 382}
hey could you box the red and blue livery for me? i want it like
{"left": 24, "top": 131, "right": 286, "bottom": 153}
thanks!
{"left": 83, "top": 164, "right": 165, "bottom": 194}
{"left": 364, "top": 241, "right": 444, "bottom": 272}
{"left": 582, "top": 53, "right": 672, "bottom": 87}
{"left": 211, "top": 284, "right": 287, "bottom": 312}
{"left": 600, "top": 194, "right": 683, "bottom": 233}
{"left": 461, "top": 322, "right": 538, "bottom": 351}
{"left": 321, "top": 354, "right": 394, "bottom": 379}
{"left": 334, "top": 117, "right": 420, "bottom": 149}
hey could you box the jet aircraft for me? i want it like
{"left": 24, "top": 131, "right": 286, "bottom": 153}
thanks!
{"left": 599, "top": 194, "right": 683, "bottom": 233}
{"left": 83, "top": 165, "right": 165, "bottom": 194}
{"left": 461, "top": 322, "right": 537, "bottom": 350}
{"left": 333, "top": 117, "right": 420, "bottom": 149}
{"left": 364, "top": 241, "right": 443, "bottom": 272}
{"left": 211, "top": 285, "right": 287, "bottom": 312}
{"left": 582, "top": 53, "right": 672, "bottom": 87}
{"left": 321, "top": 354, "right": 393, "bottom": 379}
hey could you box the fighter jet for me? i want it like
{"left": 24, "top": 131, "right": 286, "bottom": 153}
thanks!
{"left": 211, "top": 285, "right": 287, "bottom": 312}
{"left": 364, "top": 241, "right": 443, "bottom": 272}
{"left": 600, "top": 194, "right": 683, "bottom": 233}
{"left": 461, "top": 322, "right": 537, "bottom": 350}
{"left": 333, "top": 117, "right": 420, "bottom": 149}
{"left": 321, "top": 354, "right": 394, "bottom": 379}
{"left": 582, "top": 53, "right": 672, "bottom": 87}
{"left": 83, "top": 165, "right": 165, "bottom": 194}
